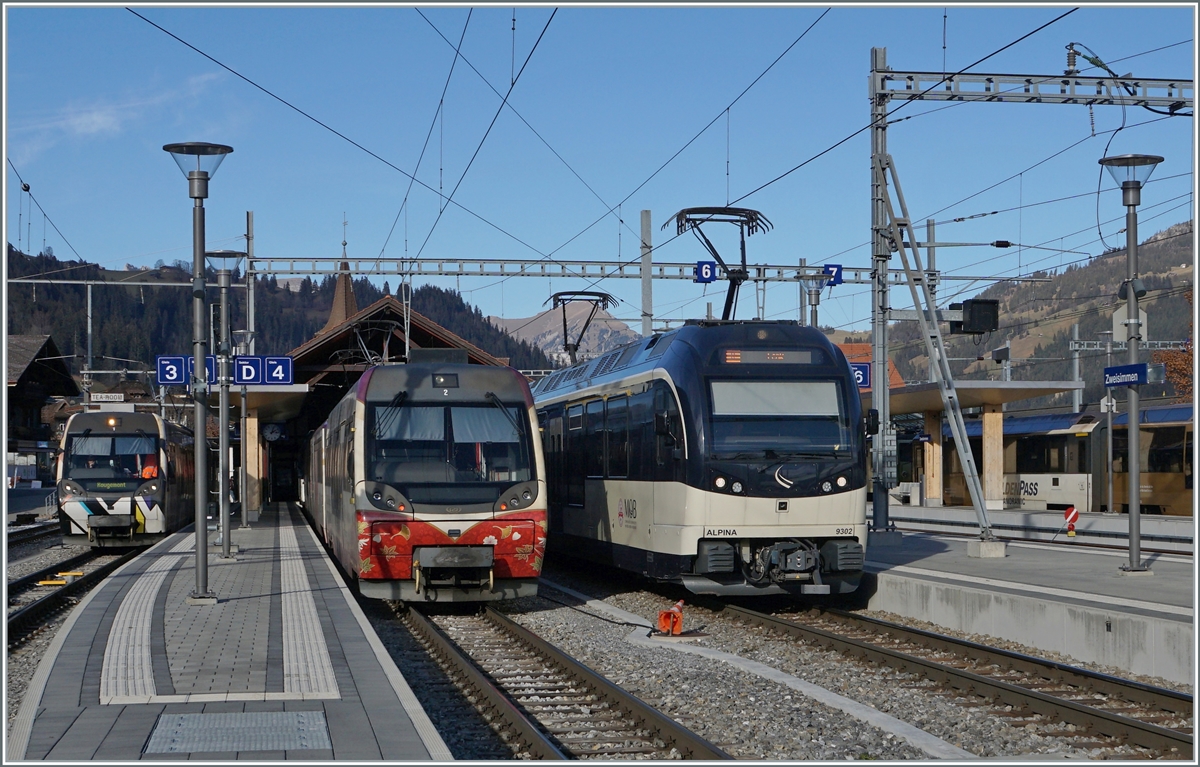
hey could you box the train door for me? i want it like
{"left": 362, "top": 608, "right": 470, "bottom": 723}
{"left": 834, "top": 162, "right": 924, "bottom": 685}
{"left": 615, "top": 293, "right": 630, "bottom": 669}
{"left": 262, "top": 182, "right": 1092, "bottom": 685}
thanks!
{"left": 541, "top": 411, "right": 565, "bottom": 534}
{"left": 563, "top": 404, "right": 586, "bottom": 537}
{"left": 320, "top": 427, "right": 330, "bottom": 542}
{"left": 583, "top": 399, "right": 608, "bottom": 541}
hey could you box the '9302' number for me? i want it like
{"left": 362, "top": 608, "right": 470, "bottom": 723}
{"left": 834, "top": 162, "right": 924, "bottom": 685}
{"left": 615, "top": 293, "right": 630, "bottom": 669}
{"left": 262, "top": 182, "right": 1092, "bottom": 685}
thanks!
{"left": 835, "top": 527, "right": 854, "bottom": 535}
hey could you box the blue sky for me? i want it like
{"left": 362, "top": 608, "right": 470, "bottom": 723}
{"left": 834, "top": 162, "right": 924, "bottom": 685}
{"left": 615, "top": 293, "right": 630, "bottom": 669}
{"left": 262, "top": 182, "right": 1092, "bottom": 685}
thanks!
{"left": 4, "top": 4, "right": 1195, "bottom": 341}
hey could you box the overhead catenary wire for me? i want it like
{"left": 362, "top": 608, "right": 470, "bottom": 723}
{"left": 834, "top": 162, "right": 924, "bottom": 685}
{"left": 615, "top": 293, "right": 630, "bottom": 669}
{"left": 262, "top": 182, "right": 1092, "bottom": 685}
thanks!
{"left": 693, "top": 8, "right": 1088, "bottom": 323}
{"left": 6, "top": 158, "right": 83, "bottom": 263}
{"left": 480, "top": 9, "right": 833, "bottom": 339}
{"left": 416, "top": 8, "right": 644, "bottom": 251}
{"left": 373, "top": 10, "right": 474, "bottom": 272}
{"left": 410, "top": 8, "right": 559, "bottom": 261}
{"left": 728, "top": 8, "right": 1080, "bottom": 207}
{"left": 126, "top": 7, "right": 553, "bottom": 264}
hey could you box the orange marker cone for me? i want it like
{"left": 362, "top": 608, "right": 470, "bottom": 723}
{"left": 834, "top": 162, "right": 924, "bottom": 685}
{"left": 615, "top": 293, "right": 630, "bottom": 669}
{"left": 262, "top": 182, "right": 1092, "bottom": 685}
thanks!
{"left": 657, "top": 600, "right": 685, "bottom": 635}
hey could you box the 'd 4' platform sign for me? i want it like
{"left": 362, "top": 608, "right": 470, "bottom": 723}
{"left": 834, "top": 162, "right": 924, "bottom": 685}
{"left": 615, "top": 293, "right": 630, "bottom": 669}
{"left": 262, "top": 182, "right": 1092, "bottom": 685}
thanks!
{"left": 234, "top": 356, "right": 294, "bottom": 385}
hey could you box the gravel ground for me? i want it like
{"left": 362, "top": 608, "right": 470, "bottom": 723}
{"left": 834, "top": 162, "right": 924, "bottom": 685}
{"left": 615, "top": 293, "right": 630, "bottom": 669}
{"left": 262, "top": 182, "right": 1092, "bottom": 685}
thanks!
{"left": 506, "top": 560, "right": 1169, "bottom": 760}
{"left": 6, "top": 533, "right": 86, "bottom": 737}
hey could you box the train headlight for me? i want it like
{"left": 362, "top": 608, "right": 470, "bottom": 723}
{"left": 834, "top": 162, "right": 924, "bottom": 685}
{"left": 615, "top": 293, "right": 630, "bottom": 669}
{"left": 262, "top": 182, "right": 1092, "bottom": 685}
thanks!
{"left": 373, "top": 491, "right": 382, "bottom": 501}
{"left": 386, "top": 498, "right": 396, "bottom": 508}
{"left": 522, "top": 489, "right": 532, "bottom": 501}
{"left": 510, "top": 497, "right": 520, "bottom": 508}
{"left": 836, "top": 476, "right": 847, "bottom": 488}
{"left": 714, "top": 476, "right": 727, "bottom": 489}
{"left": 821, "top": 480, "right": 833, "bottom": 493}
{"left": 731, "top": 480, "right": 743, "bottom": 494}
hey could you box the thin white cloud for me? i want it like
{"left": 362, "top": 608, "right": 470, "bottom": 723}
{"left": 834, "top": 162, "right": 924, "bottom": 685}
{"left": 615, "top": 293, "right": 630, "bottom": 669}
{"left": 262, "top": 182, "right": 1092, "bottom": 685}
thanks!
{"left": 9, "top": 72, "right": 224, "bottom": 156}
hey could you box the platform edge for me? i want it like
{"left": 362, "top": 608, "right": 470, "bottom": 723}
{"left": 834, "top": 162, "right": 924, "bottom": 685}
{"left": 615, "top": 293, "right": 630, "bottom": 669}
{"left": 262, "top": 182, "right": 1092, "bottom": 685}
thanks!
{"left": 301, "top": 517, "right": 454, "bottom": 761}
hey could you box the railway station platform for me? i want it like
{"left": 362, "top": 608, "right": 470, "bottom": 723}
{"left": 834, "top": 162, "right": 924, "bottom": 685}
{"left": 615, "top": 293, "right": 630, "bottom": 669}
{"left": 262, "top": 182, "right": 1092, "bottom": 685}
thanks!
{"left": 8, "top": 503, "right": 451, "bottom": 761}
{"left": 858, "top": 529, "right": 1194, "bottom": 686}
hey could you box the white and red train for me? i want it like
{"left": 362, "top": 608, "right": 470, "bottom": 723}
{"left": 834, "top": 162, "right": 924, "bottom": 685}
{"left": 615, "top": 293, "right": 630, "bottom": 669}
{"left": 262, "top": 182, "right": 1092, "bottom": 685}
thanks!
{"left": 303, "top": 363, "right": 546, "bottom": 602}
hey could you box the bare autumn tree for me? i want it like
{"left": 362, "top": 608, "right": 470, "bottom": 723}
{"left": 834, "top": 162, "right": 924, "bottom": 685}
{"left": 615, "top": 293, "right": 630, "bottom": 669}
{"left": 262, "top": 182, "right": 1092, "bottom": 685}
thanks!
{"left": 1154, "top": 290, "right": 1193, "bottom": 403}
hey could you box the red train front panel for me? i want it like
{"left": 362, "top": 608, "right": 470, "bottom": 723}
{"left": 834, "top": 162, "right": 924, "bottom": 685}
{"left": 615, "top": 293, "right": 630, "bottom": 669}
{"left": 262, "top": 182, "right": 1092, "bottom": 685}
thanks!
{"left": 357, "top": 508, "right": 547, "bottom": 581}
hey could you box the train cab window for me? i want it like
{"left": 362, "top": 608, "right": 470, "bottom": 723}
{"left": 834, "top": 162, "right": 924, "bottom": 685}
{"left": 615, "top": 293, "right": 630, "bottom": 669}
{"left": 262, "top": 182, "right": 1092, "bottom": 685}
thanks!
{"left": 707, "top": 380, "right": 848, "bottom": 458}
{"left": 450, "top": 406, "right": 531, "bottom": 483}
{"left": 66, "top": 434, "right": 159, "bottom": 482}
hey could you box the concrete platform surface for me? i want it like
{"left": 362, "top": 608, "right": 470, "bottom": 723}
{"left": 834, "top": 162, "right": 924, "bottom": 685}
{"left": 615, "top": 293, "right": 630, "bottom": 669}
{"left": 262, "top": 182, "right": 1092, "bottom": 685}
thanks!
{"left": 862, "top": 532, "right": 1194, "bottom": 684}
{"left": 8, "top": 503, "right": 452, "bottom": 761}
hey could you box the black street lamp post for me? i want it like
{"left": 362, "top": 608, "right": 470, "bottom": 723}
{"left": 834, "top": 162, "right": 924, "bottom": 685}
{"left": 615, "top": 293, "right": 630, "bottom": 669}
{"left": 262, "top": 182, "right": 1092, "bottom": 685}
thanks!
{"left": 208, "top": 249, "right": 245, "bottom": 561}
{"left": 164, "top": 141, "right": 233, "bottom": 604}
{"left": 1098, "top": 153, "right": 1162, "bottom": 576}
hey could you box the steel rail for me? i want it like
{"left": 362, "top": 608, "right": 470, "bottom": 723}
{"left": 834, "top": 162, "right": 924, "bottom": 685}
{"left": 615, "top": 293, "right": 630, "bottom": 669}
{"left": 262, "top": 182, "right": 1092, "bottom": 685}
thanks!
{"left": 483, "top": 606, "right": 734, "bottom": 761}
{"left": 7, "top": 523, "right": 62, "bottom": 547}
{"left": 7, "top": 549, "right": 141, "bottom": 647}
{"left": 820, "top": 607, "right": 1193, "bottom": 714}
{"left": 718, "top": 604, "right": 1192, "bottom": 757}
{"left": 404, "top": 606, "right": 568, "bottom": 759}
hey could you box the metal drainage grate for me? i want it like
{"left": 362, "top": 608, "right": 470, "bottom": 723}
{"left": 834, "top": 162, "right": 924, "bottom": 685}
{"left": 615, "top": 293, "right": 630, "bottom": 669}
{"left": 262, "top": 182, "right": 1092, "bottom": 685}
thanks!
{"left": 144, "top": 711, "right": 332, "bottom": 753}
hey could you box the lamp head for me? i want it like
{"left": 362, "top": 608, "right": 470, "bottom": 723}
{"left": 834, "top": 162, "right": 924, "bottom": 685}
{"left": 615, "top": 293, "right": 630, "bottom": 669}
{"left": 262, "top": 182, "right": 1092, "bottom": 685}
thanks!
{"left": 205, "top": 250, "right": 247, "bottom": 270}
{"left": 163, "top": 142, "right": 234, "bottom": 178}
{"left": 1098, "top": 153, "right": 1164, "bottom": 188}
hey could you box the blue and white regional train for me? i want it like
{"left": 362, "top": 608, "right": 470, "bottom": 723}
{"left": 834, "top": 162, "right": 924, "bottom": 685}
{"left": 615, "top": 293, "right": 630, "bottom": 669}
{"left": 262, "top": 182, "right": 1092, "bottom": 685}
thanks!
{"left": 56, "top": 409, "right": 195, "bottom": 546}
{"left": 532, "top": 320, "right": 868, "bottom": 596}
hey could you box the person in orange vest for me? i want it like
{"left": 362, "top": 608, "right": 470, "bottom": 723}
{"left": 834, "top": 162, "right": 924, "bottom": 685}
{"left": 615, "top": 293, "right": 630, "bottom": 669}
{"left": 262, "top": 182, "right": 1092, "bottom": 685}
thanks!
{"left": 141, "top": 452, "right": 160, "bottom": 479}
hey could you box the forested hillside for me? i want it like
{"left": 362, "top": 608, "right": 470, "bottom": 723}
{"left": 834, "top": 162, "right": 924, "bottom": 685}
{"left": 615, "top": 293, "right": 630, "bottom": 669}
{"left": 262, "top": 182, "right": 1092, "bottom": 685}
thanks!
{"left": 5, "top": 246, "right": 552, "bottom": 375}
{"left": 876, "top": 220, "right": 1194, "bottom": 409}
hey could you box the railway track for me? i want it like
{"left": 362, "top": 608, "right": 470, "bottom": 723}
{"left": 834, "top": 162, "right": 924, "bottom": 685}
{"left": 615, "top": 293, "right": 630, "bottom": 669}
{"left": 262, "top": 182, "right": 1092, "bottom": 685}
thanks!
{"left": 7, "top": 549, "right": 141, "bottom": 650}
{"left": 715, "top": 603, "right": 1193, "bottom": 759}
{"left": 7, "top": 522, "right": 62, "bottom": 547}
{"left": 396, "top": 603, "right": 732, "bottom": 760}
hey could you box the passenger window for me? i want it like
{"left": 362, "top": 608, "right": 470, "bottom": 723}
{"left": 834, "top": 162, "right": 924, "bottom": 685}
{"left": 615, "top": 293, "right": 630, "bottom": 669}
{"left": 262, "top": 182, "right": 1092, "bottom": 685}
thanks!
{"left": 606, "top": 396, "right": 629, "bottom": 478}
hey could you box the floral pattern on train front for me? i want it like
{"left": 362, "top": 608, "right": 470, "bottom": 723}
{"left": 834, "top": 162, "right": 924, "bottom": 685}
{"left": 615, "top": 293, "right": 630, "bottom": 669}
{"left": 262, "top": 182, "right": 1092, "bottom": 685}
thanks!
{"left": 357, "top": 509, "right": 546, "bottom": 580}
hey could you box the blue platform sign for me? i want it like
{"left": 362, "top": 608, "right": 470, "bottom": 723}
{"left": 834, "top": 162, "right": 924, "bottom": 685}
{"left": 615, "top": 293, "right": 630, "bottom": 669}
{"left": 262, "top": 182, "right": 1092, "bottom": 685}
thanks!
{"left": 234, "top": 356, "right": 265, "bottom": 385}
{"left": 1105, "top": 363, "right": 1148, "bottom": 387}
{"left": 823, "top": 263, "right": 844, "bottom": 286}
{"left": 265, "top": 356, "right": 294, "bottom": 385}
{"left": 694, "top": 261, "right": 719, "bottom": 283}
{"left": 186, "top": 356, "right": 217, "bottom": 385}
{"left": 850, "top": 362, "right": 871, "bottom": 389}
{"left": 156, "top": 356, "right": 187, "bottom": 386}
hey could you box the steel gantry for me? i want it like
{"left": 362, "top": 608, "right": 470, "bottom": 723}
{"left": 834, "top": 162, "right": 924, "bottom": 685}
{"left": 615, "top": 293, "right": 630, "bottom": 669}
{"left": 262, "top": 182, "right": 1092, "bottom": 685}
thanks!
{"left": 868, "top": 46, "right": 1193, "bottom": 546}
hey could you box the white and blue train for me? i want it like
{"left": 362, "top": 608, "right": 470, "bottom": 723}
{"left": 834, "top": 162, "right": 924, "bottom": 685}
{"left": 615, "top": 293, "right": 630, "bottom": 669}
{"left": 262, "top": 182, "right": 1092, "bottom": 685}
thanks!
{"left": 532, "top": 320, "right": 869, "bottom": 596}
{"left": 56, "top": 409, "right": 195, "bottom": 546}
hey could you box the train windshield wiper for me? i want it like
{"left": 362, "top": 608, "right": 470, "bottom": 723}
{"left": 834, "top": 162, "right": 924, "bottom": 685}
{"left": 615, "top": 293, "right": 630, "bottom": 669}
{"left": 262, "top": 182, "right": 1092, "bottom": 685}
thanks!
{"left": 374, "top": 391, "right": 408, "bottom": 438}
{"left": 485, "top": 392, "right": 522, "bottom": 435}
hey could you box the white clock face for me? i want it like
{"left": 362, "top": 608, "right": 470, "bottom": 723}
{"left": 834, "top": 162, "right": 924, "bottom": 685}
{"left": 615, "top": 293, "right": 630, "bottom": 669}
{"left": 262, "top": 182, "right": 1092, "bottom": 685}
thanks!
{"left": 263, "top": 423, "right": 283, "bottom": 442}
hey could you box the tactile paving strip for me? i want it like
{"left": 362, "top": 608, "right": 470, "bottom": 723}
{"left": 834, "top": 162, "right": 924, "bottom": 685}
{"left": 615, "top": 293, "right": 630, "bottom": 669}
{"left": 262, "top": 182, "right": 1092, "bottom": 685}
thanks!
{"left": 100, "top": 553, "right": 184, "bottom": 700}
{"left": 144, "top": 711, "right": 332, "bottom": 753}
